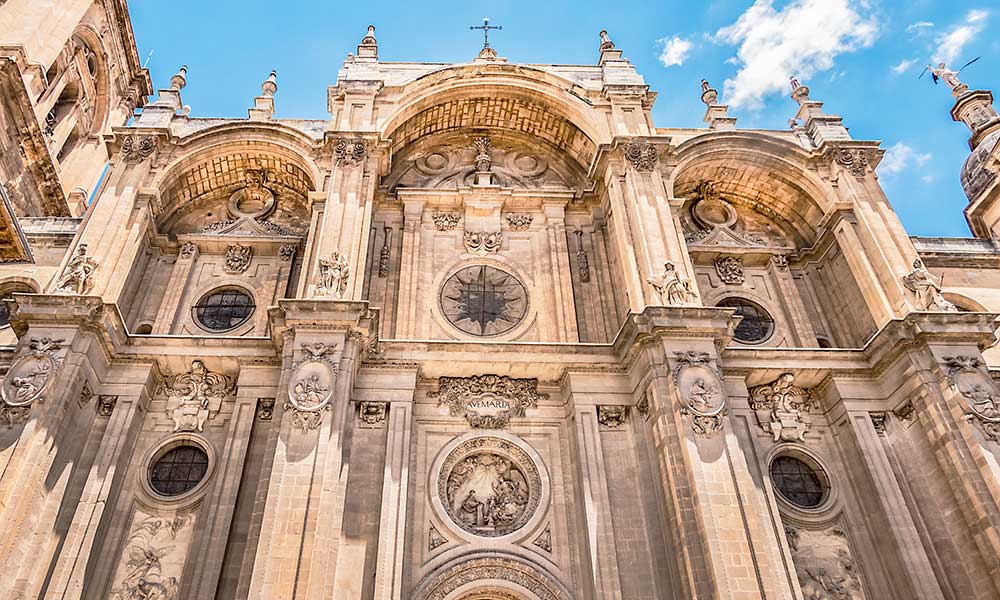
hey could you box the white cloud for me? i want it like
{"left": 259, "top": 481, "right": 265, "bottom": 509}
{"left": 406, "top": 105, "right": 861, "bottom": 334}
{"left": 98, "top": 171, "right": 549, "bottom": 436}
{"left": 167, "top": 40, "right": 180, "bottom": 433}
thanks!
{"left": 879, "top": 142, "right": 932, "bottom": 176}
{"left": 891, "top": 58, "right": 917, "bottom": 75}
{"left": 934, "top": 10, "right": 989, "bottom": 64}
{"left": 906, "top": 21, "right": 934, "bottom": 33}
{"left": 658, "top": 36, "right": 692, "bottom": 67}
{"left": 714, "top": 0, "right": 878, "bottom": 109}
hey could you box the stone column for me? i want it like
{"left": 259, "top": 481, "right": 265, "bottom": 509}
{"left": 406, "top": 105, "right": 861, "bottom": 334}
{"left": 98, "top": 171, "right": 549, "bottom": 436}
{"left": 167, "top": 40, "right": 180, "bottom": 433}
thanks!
{"left": 393, "top": 199, "right": 424, "bottom": 338}
{"left": 542, "top": 202, "right": 578, "bottom": 342}
{"left": 767, "top": 256, "right": 818, "bottom": 346}
{"left": 43, "top": 374, "right": 151, "bottom": 600}
{"left": 831, "top": 217, "right": 894, "bottom": 326}
{"left": 153, "top": 243, "right": 198, "bottom": 334}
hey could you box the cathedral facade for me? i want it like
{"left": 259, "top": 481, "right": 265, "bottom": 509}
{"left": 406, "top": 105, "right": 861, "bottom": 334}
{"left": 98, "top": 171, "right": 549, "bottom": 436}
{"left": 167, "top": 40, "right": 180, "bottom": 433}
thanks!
{"left": 2, "top": 2, "right": 1000, "bottom": 599}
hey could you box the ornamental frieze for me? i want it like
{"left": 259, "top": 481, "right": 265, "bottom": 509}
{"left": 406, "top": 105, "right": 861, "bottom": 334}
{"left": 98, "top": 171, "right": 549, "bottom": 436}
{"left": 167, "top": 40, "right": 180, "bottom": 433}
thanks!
{"left": 428, "top": 374, "right": 545, "bottom": 428}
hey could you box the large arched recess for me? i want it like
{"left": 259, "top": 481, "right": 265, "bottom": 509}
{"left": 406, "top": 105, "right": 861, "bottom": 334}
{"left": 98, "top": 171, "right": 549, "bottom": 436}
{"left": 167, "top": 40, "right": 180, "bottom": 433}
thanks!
{"left": 69, "top": 25, "right": 113, "bottom": 135}
{"left": 668, "top": 132, "right": 840, "bottom": 248}
{"left": 152, "top": 122, "right": 322, "bottom": 232}
{"left": 379, "top": 64, "right": 608, "bottom": 173}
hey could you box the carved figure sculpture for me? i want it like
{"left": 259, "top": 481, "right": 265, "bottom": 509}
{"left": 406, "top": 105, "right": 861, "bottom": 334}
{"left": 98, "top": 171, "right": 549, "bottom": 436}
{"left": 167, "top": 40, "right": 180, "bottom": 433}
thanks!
{"left": 749, "top": 373, "right": 814, "bottom": 442}
{"left": 648, "top": 261, "right": 696, "bottom": 305}
{"left": 927, "top": 62, "right": 964, "bottom": 92}
{"left": 55, "top": 243, "right": 98, "bottom": 295}
{"left": 317, "top": 252, "right": 350, "bottom": 298}
{"left": 902, "top": 259, "right": 958, "bottom": 311}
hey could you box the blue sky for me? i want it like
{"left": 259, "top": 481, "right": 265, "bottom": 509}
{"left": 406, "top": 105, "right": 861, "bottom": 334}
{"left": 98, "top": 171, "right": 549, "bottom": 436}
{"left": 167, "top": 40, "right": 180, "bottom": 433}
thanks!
{"left": 130, "top": 0, "right": 999, "bottom": 237}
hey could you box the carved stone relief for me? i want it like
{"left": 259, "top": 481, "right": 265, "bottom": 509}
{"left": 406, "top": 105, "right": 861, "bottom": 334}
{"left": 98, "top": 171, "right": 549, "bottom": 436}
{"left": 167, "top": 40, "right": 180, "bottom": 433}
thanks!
{"left": 316, "top": 252, "right": 350, "bottom": 298}
{"left": 415, "top": 556, "right": 564, "bottom": 600}
{"left": 869, "top": 412, "right": 887, "bottom": 436}
{"left": 97, "top": 395, "right": 117, "bottom": 417}
{"left": 285, "top": 343, "right": 339, "bottom": 430}
{"left": 831, "top": 146, "right": 876, "bottom": 177}
{"left": 945, "top": 356, "right": 1000, "bottom": 441}
{"left": 902, "top": 259, "right": 958, "bottom": 311}
{"left": 673, "top": 351, "right": 727, "bottom": 437}
{"left": 161, "top": 360, "right": 235, "bottom": 432}
{"left": 573, "top": 230, "right": 591, "bottom": 283}
{"left": 433, "top": 212, "right": 461, "bottom": 231}
{"left": 1, "top": 337, "right": 64, "bottom": 427}
{"left": 223, "top": 244, "right": 253, "bottom": 274}
{"left": 532, "top": 526, "right": 553, "bottom": 553}
{"left": 683, "top": 182, "right": 782, "bottom": 248}
{"left": 505, "top": 214, "right": 533, "bottom": 232}
{"left": 648, "top": 261, "right": 696, "bottom": 305}
{"left": 359, "top": 401, "right": 387, "bottom": 426}
{"left": 429, "top": 375, "right": 544, "bottom": 428}
{"left": 55, "top": 243, "right": 98, "bottom": 294}
{"left": 256, "top": 398, "right": 275, "bottom": 421}
{"left": 334, "top": 137, "right": 367, "bottom": 167}
{"left": 378, "top": 226, "right": 392, "bottom": 278}
{"left": 715, "top": 255, "right": 745, "bottom": 285}
{"left": 473, "top": 136, "right": 493, "bottom": 173}
{"left": 78, "top": 381, "right": 94, "bottom": 408}
{"left": 178, "top": 242, "right": 198, "bottom": 260}
{"left": 120, "top": 135, "right": 156, "bottom": 164}
{"left": 749, "top": 373, "right": 815, "bottom": 442}
{"left": 428, "top": 523, "right": 447, "bottom": 551}
{"left": 437, "top": 436, "right": 542, "bottom": 538}
{"left": 108, "top": 511, "right": 195, "bottom": 600}
{"left": 597, "top": 405, "right": 628, "bottom": 429}
{"left": 771, "top": 254, "right": 789, "bottom": 271}
{"left": 440, "top": 265, "right": 528, "bottom": 337}
{"left": 784, "top": 523, "right": 866, "bottom": 600}
{"left": 278, "top": 244, "right": 296, "bottom": 261}
{"left": 623, "top": 141, "right": 658, "bottom": 172}
{"left": 463, "top": 231, "right": 502, "bottom": 255}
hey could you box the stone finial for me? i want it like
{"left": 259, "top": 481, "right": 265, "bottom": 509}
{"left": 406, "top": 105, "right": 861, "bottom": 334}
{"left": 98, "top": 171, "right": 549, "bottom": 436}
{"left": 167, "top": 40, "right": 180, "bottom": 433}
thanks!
{"left": 170, "top": 65, "right": 188, "bottom": 91}
{"left": 787, "top": 76, "right": 850, "bottom": 144}
{"left": 262, "top": 70, "right": 277, "bottom": 97}
{"left": 790, "top": 76, "right": 809, "bottom": 105}
{"left": 358, "top": 25, "right": 378, "bottom": 59}
{"left": 599, "top": 30, "right": 615, "bottom": 51}
{"left": 700, "top": 79, "right": 736, "bottom": 131}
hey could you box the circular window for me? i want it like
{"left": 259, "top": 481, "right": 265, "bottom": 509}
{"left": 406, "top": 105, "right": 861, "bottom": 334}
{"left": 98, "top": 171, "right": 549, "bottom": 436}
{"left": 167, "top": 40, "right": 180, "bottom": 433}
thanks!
{"left": 717, "top": 297, "right": 774, "bottom": 343}
{"left": 148, "top": 444, "right": 209, "bottom": 497}
{"left": 769, "top": 455, "right": 829, "bottom": 509}
{"left": 440, "top": 265, "right": 528, "bottom": 337}
{"left": 193, "top": 288, "right": 255, "bottom": 332}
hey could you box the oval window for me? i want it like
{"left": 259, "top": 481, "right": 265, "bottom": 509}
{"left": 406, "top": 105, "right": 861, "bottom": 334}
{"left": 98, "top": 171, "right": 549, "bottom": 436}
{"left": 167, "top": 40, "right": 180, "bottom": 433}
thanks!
{"left": 769, "top": 455, "right": 829, "bottom": 509}
{"left": 149, "top": 444, "right": 209, "bottom": 497}
{"left": 193, "top": 288, "right": 255, "bottom": 332}
{"left": 717, "top": 297, "right": 774, "bottom": 343}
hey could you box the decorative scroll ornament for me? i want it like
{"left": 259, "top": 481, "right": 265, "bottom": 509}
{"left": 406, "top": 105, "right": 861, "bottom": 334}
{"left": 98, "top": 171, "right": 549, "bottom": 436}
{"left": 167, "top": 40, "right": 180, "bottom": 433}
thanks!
{"left": 474, "top": 136, "right": 493, "bottom": 172}
{"left": 378, "top": 226, "right": 392, "bottom": 278}
{"left": 224, "top": 244, "right": 253, "bottom": 274}
{"left": 749, "top": 373, "right": 815, "bottom": 442}
{"left": 433, "top": 212, "right": 461, "bottom": 231}
{"left": 55, "top": 244, "right": 98, "bottom": 295}
{"left": 902, "top": 259, "right": 958, "bottom": 311}
{"left": 109, "top": 512, "right": 194, "bottom": 600}
{"left": 597, "top": 405, "right": 629, "bottom": 429}
{"left": 784, "top": 524, "right": 865, "bottom": 600}
{"left": 463, "top": 231, "right": 502, "bottom": 255}
{"left": 623, "top": 141, "right": 658, "bottom": 172}
{"left": 437, "top": 436, "right": 542, "bottom": 537}
{"left": 120, "top": 135, "right": 156, "bottom": 164}
{"left": 429, "top": 374, "right": 545, "bottom": 428}
{"left": 715, "top": 255, "right": 745, "bottom": 284}
{"left": 505, "top": 214, "right": 533, "bottom": 232}
{"left": 161, "top": 360, "right": 236, "bottom": 432}
{"left": 672, "top": 351, "right": 727, "bottom": 436}
{"left": 832, "top": 148, "right": 872, "bottom": 176}
{"left": 178, "top": 242, "right": 198, "bottom": 259}
{"left": 648, "top": 261, "right": 696, "bottom": 305}
{"left": 316, "top": 252, "right": 350, "bottom": 298}
{"left": 285, "top": 343, "right": 339, "bottom": 430}
{"left": 334, "top": 137, "right": 367, "bottom": 167}
{"left": 1, "top": 337, "right": 64, "bottom": 426}
{"left": 359, "top": 401, "right": 387, "bottom": 425}
{"left": 574, "top": 230, "right": 591, "bottom": 283}
{"left": 945, "top": 356, "right": 1000, "bottom": 440}
{"left": 278, "top": 244, "right": 296, "bottom": 261}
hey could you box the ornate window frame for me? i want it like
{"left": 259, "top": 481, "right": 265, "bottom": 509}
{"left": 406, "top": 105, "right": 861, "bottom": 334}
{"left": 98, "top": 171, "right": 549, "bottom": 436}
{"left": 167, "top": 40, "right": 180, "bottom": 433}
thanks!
{"left": 713, "top": 293, "right": 778, "bottom": 345}
{"left": 189, "top": 282, "right": 259, "bottom": 335}
{"left": 139, "top": 433, "right": 217, "bottom": 507}
{"left": 430, "top": 257, "right": 537, "bottom": 342}
{"left": 765, "top": 444, "right": 838, "bottom": 516}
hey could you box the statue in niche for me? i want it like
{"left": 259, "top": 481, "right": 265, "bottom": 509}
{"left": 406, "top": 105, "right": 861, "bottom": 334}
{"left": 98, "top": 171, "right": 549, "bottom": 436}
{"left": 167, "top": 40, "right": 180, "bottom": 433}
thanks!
{"left": 648, "top": 261, "right": 696, "bottom": 305}
{"left": 55, "top": 244, "right": 98, "bottom": 295}
{"left": 317, "top": 252, "right": 350, "bottom": 298}
{"left": 902, "top": 259, "right": 957, "bottom": 311}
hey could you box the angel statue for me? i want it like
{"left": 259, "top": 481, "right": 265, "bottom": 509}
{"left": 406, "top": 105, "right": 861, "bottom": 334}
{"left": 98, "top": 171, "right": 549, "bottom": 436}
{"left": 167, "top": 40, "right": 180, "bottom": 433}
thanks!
{"left": 55, "top": 244, "right": 98, "bottom": 295}
{"left": 648, "top": 261, "right": 696, "bottom": 305}
{"left": 922, "top": 58, "right": 980, "bottom": 95}
{"left": 317, "top": 252, "right": 351, "bottom": 299}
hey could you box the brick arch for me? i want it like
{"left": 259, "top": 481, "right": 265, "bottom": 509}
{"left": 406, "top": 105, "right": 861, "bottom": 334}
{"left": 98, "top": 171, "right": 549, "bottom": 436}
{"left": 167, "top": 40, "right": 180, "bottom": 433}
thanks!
{"left": 670, "top": 133, "right": 838, "bottom": 248}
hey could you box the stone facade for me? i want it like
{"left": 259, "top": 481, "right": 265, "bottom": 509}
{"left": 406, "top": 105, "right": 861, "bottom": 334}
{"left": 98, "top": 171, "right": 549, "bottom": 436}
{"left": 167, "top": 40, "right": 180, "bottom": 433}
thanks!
{"left": 1, "top": 7, "right": 1000, "bottom": 600}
